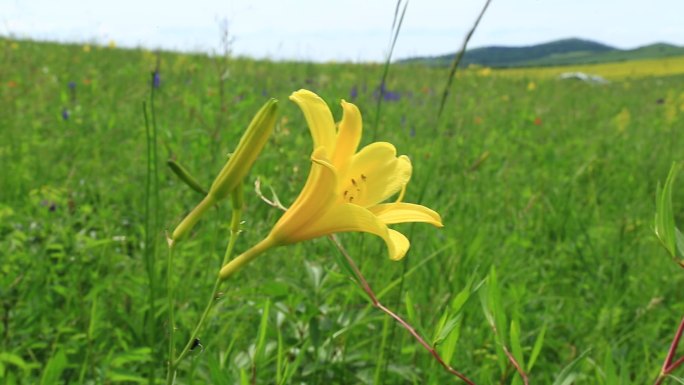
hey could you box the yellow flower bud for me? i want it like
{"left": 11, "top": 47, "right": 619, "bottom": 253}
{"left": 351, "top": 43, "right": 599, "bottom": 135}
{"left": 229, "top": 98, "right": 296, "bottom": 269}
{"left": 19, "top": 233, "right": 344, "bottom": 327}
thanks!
{"left": 209, "top": 98, "right": 278, "bottom": 200}
{"left": 171, "top": 98, "right": 278, "bottom": 244}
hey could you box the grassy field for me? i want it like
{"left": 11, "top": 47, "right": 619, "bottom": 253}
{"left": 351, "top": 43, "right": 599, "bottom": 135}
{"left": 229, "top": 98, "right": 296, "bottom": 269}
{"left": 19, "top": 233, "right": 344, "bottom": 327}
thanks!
{"left": 2, "top": 38, "right": 684, "bottom": 384}
{"left": 493, "top": 55, "right": 684, "bottom": 79}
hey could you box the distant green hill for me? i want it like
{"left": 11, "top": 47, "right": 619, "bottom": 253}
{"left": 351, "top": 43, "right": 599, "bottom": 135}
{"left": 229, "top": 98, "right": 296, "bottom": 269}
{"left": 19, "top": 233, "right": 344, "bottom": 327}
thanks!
{"left": 399, "top": 38, "right": 684, "bottom": 68}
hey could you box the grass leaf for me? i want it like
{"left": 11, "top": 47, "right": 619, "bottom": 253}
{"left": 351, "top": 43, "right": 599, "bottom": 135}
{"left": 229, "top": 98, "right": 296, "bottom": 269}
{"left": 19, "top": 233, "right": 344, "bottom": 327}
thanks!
{"left": 527, "top": 324, "right": 547, "bottom": 372}
{"left": 552, "top": 349, "right": 591, "bottom": 385}
{"left": 39, "top": 349, "right": 67, "bottom": 385}
{"left": 655, "top": 162, "right": 679, "bottom": 258}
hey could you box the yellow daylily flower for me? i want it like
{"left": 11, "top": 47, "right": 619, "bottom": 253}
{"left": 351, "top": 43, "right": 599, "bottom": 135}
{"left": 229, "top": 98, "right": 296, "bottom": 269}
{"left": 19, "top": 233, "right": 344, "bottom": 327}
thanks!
{"left": 219, "top": 90, "right": 442, "bottom": 280}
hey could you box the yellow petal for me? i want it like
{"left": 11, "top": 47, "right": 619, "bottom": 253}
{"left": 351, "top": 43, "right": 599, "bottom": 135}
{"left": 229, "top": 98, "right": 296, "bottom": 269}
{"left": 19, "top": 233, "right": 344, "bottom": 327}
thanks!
{"left": 289, "top": 90, "right": 336, "bottom": 151}
{"left": 369, "top": 203, "right": 443, "bottom": 227}
{"left": 296, "top": 202, "right": 403, "bottom": 260}
{"left": 345, "top": 144, "right": 412, "bottom": 207}
{"left": 269, "top": 147, "right": 338, "bottom": 244}
{"left": 331, "top": 100, "right": 362, "bottom": 171}
{"left": 387, "top": 229, "right": 410, "bottom": 260}
{"left": 297, "top": 203, "right": 386, "bottom": 241}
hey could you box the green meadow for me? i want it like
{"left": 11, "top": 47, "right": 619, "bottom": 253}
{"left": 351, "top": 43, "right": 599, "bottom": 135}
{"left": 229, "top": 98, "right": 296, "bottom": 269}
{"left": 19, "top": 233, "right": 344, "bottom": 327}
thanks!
{"left": 2, "top": 39, "right": 684, "bottom": 384}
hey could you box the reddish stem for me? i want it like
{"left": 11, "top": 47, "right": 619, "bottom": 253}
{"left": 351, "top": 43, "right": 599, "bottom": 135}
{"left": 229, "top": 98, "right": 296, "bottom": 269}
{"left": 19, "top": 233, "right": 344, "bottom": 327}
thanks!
{"left": 664, "top": 316, "right": 684, "bottom": 370}
{"left": 503, "top": 348, "right": 529, "bottom": 385}
{"left": 487, "top": 321, "right": 530, "bottom": 385}
{"left": 654, "top": 315, "right": 684, "bottom": 385}
{"left": 670, "top": 354, "right": 684, "bottom": 372}
{"left": 329, "top": 235, "right": 477, "bottom": 385}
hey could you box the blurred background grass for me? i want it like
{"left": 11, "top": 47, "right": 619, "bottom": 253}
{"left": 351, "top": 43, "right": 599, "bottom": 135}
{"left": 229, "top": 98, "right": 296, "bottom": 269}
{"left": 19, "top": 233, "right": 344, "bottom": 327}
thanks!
{"left": 1, "top": 38, "right": 684, "bottom": 384}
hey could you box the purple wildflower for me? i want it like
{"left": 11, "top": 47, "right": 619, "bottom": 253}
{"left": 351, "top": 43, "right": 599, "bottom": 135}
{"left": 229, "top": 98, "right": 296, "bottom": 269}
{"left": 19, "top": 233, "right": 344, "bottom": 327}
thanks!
{"left": 373, "top": 82, "right": 401, "bottom": 102}
{"left": 61, "top": 107, "right": 70, "bottom": 121}
{"left": 350, "top": 85, "right": 358, "bottom": 101}
{"left": 68, "top": 81, "right": 77, "bottom": 103}
{"left": 383, "top": 91, "right": 401, "bottom": 101}
{"left": 151, "top": 70, "right": 161, "bottom": 88}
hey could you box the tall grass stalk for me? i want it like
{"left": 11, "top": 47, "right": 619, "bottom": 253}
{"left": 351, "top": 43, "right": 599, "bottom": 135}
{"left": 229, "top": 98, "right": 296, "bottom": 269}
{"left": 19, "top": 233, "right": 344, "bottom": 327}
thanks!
{"left": 142, "top": 100, "right": 159, "bottom": 383}
{"left": 165, "top": 189, "right": 244, "bottom": 384}
{"left": 370, "top": 2, "right": 411, "bottom": 378}
{"left": 437, "top": 0, "right": 494, "bottom": 119}
{"left": 381, "top": 1, "right": 494, "bottom": 378}
{"left": 372, "top": 0, "right": 409, "bottom": 141}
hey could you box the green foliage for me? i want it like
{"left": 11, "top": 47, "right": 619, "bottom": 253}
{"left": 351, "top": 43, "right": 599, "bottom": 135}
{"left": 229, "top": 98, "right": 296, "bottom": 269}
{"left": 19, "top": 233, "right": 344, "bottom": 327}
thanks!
{"left": 552, "top": 349, "right": 591, "bottom": 385}
{"left": 1, "top": 37, "right": 684, "bottom": 384}
{"left": 655, "top": 163, "right": 684, "bottom": 266}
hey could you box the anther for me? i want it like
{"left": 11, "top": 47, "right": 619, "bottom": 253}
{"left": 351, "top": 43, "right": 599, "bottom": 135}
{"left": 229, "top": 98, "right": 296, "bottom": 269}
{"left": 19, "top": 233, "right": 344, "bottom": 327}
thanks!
{"left": 351, "top": 178, "right": 357, "bottom": 186}
{"left": 361, "top": 174, "right": 367, "bottom": 181}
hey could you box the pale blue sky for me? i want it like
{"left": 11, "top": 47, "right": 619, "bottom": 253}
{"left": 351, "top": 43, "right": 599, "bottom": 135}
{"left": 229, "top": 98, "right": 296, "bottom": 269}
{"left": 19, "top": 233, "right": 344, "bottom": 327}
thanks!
{"left": 2, "top": 0, "right": 683, "bottom": 62}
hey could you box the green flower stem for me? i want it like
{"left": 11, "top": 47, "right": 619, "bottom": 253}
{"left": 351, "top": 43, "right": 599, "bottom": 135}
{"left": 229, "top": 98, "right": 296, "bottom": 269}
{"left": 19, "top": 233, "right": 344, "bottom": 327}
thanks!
{"left": 218, "top": 236, "right": 276, "bottom": 280}
{"left": 171, "top": 194, "right": 217, "bottom": 243}
{"left": 165, "top": 244, "right": 177, "bottom": 385}
{"left": 166, "top": 201, "right": 243, "bottom": 384}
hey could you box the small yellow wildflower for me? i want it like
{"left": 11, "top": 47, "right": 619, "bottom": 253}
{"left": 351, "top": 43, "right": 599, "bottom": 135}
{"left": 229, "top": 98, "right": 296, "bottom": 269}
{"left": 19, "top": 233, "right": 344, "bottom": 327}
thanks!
{"left": 613, "top": 107, "right": 631, "bottom": 133}
{"left": 478, "top": 67, "right": 492, "bottom": 77}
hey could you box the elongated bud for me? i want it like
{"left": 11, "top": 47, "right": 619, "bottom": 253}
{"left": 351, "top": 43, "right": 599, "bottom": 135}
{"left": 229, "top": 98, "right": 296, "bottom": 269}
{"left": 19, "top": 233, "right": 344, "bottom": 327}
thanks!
{"left": 209, "top": 98, "right": 278, "bottom": 200}
{"left": 219, "top": 236, "right": 278, "bottom": 280}
{"left": 167, "top": 159, "right": 208, "bottom": 195}
{"left": 171, "top": 194, "right": 216, "bottom": 245}
{"left": 171, "top": 99, "right": 278, "bottom": 244}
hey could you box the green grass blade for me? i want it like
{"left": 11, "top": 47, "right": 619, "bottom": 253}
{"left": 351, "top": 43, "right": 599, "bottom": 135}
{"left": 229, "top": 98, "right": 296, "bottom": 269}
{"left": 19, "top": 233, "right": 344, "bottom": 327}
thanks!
{"left": 254, "top": 299, "right": 271, "bottom": 367}
{"left": 510, "top": 318, "right": 525, "bottom": 370}
{"left": 372, "top": 0, "right": 409, "bottom": 140}
{"left": 376, "top": 243, "right": 453, "bottom": 299}
{"left": 405, "top": 290, "right": 416, "bottom": 324}
{"left": 527, "top": 324, "right": 546, "bottom": 372}
{"left": 276, "top": 326, "right": 283, "bottom": 385}
{"left": 655, "top": 162, "right": 678, "bottom": 257}
{"left": 552, "top": 349, "right": 591, "bottom": 385}
{"left": 437, "top": 0, "right": 494, "bottom": 119}
{"left": 40, "top": 349, "right": 67, "bottom": 385}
